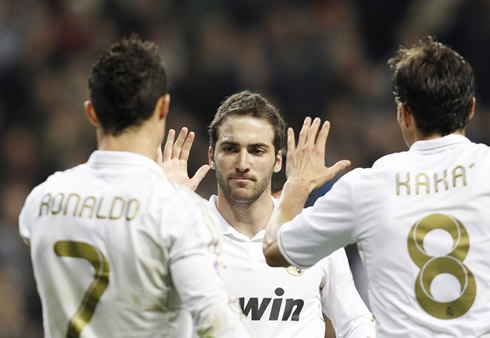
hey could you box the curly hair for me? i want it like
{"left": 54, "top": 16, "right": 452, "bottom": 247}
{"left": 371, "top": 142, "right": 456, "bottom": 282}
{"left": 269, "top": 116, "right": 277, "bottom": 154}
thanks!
{"left": 388, "top": 36, "right": 475, "bottom": 136}
{"left": 88, "top": 33, "right": 168, "bottom": 135}
{"left": 208, "top": 90, "right": 286, "bottom": 154}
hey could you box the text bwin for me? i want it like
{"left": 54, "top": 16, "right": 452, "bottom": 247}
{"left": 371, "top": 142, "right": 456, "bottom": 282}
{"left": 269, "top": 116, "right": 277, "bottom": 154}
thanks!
{"left": 239, "top": 287, "right": 304, "bottom": 321}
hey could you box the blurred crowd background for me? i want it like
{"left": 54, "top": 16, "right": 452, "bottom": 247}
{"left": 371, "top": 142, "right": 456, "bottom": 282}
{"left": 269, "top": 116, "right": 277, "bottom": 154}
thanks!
{"left": 2, "top": 0, "right": 490, "bottom": 336}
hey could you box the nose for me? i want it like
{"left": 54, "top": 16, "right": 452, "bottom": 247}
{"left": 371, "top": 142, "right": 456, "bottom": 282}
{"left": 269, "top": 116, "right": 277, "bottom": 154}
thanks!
{"left": 236, "top": 149, "right": 250, "bottom": 172}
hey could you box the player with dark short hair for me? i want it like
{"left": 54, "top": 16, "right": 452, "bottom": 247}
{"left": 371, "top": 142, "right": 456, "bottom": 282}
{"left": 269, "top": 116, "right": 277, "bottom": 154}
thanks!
{"left": 19, "top": 34, "right": 251, "bottom": 338}
{"left": 164, "top": 90, "right": 376, "bottom": 338}
{"left": 263, "top": 36, "right": 490, "bottom": 337}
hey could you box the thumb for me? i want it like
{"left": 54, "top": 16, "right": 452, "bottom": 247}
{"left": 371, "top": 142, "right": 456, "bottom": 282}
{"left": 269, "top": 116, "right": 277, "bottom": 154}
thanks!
{"left": 190, "top": 164, "right": 211, "bottom": 191}
{"left": 315, "top": 160, "right": 351, "bottom": 190}
{"left": 329, "top": 160, "right": 351, "bottom": 177}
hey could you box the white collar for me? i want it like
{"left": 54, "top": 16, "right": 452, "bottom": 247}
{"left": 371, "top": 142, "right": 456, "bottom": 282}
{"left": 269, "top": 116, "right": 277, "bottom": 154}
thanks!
{"left": 207, "top": 194, "right": 277, "bottom": 241}
{"left": 87, "top": 150, "right": 166, "bottom": 179}
{"left": 409, "top": 134, "right": 470, "bottom": 153}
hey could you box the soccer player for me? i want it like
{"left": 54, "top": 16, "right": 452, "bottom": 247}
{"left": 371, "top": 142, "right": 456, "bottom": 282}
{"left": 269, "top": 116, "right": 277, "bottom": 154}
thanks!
{"left": 163, "top": 91, "right": 376, "bottom": 337}
{"left": 18, "top": 35, "right": 251, "bottom": 338}
{"left": 263, "top": 36, "right": 490, "bottom": 337}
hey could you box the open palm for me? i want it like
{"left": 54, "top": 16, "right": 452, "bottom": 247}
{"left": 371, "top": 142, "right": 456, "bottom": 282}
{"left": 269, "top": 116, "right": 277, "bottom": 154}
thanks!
{"left": 158, "top": 128, "right": 210, "bottom": 191}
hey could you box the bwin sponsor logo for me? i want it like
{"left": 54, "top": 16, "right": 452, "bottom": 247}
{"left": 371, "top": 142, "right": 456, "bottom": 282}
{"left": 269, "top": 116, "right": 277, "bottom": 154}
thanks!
{"left": 239, "top": 287, "right": 304, "bottom": 321}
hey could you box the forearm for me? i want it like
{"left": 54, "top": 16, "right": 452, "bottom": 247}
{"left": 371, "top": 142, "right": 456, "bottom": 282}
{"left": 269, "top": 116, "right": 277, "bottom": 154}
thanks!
{"left": 263, "top": 117, "right": 351, "bottom": 266}
{"left": 263, "top": 178, "right": 312, "bottom": 266}
{"left": 172, "top": 254, "right": 252, "bottom": 337}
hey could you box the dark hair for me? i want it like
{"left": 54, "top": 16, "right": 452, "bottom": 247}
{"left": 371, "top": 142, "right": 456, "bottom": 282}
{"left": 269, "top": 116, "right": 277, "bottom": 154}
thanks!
{"left": 88, "top": 33, "right": 168, "bottom": 135}
{"left": 208, "top": 90, "right": 286, "bottom": 154}
{"left": 388, "top": 36, "right": 475, "bottom": 136}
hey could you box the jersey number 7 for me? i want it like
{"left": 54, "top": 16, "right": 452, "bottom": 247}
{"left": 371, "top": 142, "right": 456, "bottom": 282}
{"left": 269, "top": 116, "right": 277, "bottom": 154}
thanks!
{"left": 54, "top": 241, "right": 110, "bottom": 338}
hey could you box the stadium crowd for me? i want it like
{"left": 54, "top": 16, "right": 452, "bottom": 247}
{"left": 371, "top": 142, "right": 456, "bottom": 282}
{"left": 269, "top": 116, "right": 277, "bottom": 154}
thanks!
{"left": 1, "top": 0, "right": 490, "bottom": 336}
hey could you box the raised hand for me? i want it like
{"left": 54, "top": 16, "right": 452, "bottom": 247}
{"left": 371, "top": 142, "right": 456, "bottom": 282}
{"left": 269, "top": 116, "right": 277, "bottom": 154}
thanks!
{"left": 159, "top": 128, "right": 210, "bottom": 191}
{"left": 286, "top": 117, "right": 351, "bottom": 192}
{"left": 262, "top": 117, "right": 351, "bottom": 262}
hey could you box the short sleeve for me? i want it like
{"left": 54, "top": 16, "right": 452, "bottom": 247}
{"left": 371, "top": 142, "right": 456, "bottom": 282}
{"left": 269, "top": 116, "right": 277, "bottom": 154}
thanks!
{"left": 168, "top": 194, "right": 221, "bottom": 263}
{"left": 167, "top": 192, "right": 252, "bottom": 337}
{"left": 18, "top": 187, "right": 39, "bottom": 246}
{"left": 277, "top": 170, "right": 359, "bottom": 268}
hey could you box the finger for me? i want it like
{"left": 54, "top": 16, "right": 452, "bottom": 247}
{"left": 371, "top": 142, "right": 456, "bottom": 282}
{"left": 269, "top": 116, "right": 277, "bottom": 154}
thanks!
{"left": 306, "top": 117, "right": 321, "bottom": 147}
{"left": 297, "top": 117, "right": 312, "bottom": 149}
{"left": 163, "top": 129, "right": 176, "bottom": 161}
{"left": 190, "top": 164, "right": 211, "bottom": 191}
{"left": 314, "top": 160, "right": 351, "bottom": 189}
{"left": 329, "top": 160, "right": 351, "bottom": 177}
{"left": 173, "top": 127, "right": 189, "bottom": 159}
{"left": 180, "top": 131, "right": 195, "bottom": 161}
{"left": 287, "top": 127, "right": 296, "bottom": 155}
{"left": 315, "top": 120, "right": 331, "bottom": 152}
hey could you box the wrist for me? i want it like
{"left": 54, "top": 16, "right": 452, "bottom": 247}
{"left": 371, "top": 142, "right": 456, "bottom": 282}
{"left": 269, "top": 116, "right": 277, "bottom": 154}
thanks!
{"left": 281, "top": 178, "right": 311, "bottom": 207}
{"left": 283, "top": 178, "right": 314, "bottom": 196}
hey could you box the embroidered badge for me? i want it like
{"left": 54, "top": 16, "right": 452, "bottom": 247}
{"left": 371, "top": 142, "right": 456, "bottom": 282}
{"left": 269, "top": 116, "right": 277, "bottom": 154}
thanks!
{"left": 286, "top": 265, "right": 305, "bottom": 276}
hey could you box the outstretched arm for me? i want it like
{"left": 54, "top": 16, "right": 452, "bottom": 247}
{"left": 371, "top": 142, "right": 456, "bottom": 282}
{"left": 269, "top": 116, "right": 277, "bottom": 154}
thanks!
{"left": 158, "top": 128, "right": 210, "bottom": 191}
{"left": 170, "top": 197, "right": 253, "bottom": 337}
{"left": 263, "top": 117, "right": 351, "bottom": 267}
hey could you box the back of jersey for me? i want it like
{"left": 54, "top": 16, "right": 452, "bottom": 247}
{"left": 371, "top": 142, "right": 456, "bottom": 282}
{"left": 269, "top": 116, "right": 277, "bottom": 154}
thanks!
{"left": 19, "top": 151, "right": 249, "bottom": 338}
{"left": 359, "top": 135, "right": 490, "bottom": 337}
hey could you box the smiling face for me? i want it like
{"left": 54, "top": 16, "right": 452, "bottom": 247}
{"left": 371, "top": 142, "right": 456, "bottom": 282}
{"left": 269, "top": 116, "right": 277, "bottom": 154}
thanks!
{"left": 209, "top": 115, "right": 282, "bottom": 204}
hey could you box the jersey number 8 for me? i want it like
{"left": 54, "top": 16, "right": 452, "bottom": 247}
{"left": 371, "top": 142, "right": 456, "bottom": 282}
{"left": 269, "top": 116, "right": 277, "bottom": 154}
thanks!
{"left": 407, "top": 213, "right": 476, "bottom": 319}
{"left": 54, "top": 241, "right": 110, "bottom": 338}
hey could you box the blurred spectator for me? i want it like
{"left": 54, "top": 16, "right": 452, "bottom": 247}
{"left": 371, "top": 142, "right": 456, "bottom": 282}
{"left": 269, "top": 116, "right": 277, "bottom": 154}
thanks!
{"left": 2, "top": 1, "right": 489, "bottom": 336}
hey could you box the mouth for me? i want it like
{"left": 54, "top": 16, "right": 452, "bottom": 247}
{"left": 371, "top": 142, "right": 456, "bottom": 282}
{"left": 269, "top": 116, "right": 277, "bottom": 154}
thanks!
{"left": 229, "top": 176, "right": 254, "bottom": 184}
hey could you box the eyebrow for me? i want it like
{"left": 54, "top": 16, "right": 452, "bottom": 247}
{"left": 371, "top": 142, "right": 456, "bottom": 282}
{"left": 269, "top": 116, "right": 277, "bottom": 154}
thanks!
{"left": 219, "top": 141, "right": 271, "bottom": 148}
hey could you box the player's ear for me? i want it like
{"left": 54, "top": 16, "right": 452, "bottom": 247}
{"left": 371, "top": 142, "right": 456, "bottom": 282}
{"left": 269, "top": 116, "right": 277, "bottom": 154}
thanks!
{"left": 468, "top": 96, "right": 476, "bottom": 121}
{"left": 85, "top": 100, "right": 99, "bottom": 126}
{"left": 273, "top": 150, "right": 282, "bottom": 173}
{"left": 208, "top": 146, "right": 215, "bottom": 170}
{"left": 399, "top": 103, "right": 413, "bottom": 128}
{"left": 156, "top": 94, "right": 170, "bottom": 120}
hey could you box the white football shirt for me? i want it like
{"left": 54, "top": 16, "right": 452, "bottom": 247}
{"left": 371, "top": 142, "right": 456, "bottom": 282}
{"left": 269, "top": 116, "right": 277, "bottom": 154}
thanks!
{"left": 208, "top": 195, "right": 375, "bottom": 338}
{"left": 278, "top": 134, "right": 490, "bottom": 337}
{"left": 19, "top": 151, "right": 251, "bottom": 338}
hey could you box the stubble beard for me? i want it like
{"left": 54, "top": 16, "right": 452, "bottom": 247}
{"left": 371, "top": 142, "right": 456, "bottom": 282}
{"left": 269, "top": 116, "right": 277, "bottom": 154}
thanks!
{"left": 216, "top": 169, "right": 274, "bottom": 204}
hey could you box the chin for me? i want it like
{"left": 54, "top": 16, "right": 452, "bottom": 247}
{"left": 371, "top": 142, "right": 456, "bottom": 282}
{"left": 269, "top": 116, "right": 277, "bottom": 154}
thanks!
{"left": 229, "top": 191, "right": 256, "bottom": 204}
{"left": 230, "top": 195, "right": 253, "bottom": 204}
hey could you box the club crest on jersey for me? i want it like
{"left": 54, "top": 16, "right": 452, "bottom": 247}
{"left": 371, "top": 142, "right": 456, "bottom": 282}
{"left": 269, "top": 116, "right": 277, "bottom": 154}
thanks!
{"left": 286, "top": 266, "right": 304, "bottom": 276}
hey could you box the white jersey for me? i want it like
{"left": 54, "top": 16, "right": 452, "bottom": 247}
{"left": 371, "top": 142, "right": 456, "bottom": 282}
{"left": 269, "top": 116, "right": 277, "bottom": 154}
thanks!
{"left": 19, "top": 151, "right": 251, "bottom": 338}
{"left": 208, "top": 195, "right": 375, "bottom": 338}
{"left": 278, "top": 134, "right": 490, "bottom": 337}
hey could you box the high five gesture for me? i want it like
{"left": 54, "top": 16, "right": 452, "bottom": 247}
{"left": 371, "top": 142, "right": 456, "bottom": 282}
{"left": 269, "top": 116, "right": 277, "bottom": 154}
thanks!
{"left": 159, "top": 127, "right": 210, "bottom": 191}
{"left": 285, "top": 117, "right": 351, "bottom": 192}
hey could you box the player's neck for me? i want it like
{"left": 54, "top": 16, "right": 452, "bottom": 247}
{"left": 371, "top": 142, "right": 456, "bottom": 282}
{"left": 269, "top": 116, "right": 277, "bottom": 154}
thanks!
{"left": 409, "top": 128, "right": 466, "bottom": 147}
{"left": 97, "top": 124, "right": 161, "bottom": 161}
{"left": 217, "top": 191, "right": 274, "bottom": 239}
